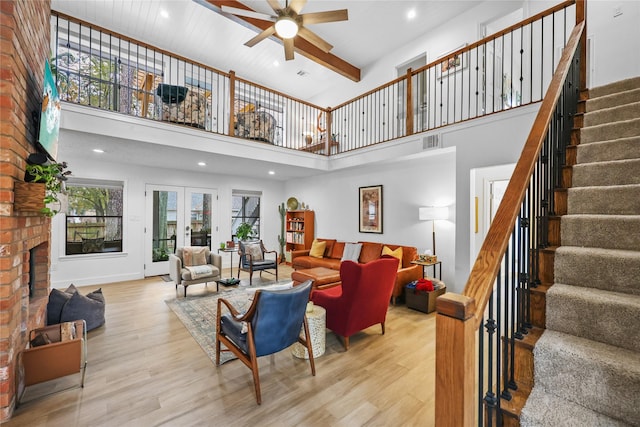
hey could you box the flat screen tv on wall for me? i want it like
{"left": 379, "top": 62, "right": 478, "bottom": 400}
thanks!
{"left": 38, "top": 59, "right": 61, "bottom": 161}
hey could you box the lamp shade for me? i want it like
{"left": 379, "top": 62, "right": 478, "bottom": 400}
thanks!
{"left": 419, "top": 206, "right": 449, "bottom": 221}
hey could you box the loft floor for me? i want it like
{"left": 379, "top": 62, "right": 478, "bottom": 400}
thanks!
{"left": 9, "top": 266, "right": 437, "bottom": 426}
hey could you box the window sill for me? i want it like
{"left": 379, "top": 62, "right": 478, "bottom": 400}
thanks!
{"left": 58, "top": 251, "right": 129, "bottom": 261}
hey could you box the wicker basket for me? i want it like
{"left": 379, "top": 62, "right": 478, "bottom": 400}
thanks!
{"left": 14, "top": 181, "right": 45, "bottom": 212}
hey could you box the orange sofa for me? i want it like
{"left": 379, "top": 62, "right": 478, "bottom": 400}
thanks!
{"left": 291, "top": 239, "right": 422, "bottom": 304}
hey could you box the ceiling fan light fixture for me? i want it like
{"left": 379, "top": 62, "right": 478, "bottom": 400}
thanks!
{"left": 275, "top": 16, "right": 299, "bottom": 39}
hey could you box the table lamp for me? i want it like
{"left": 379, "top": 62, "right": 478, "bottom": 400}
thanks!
{"left": 419, "top": 206, "right": 449, "bottom": 255}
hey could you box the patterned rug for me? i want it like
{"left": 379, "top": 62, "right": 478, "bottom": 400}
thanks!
{"left": 165, "top": 281, "right": 293, "bottom": 364}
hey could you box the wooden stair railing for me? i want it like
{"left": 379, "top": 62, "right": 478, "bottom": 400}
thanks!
{"left": 435, "top": 1, "right": 586, "bottom": 424}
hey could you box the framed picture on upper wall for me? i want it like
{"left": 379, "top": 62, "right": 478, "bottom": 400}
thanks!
{"left": 437, "top": 44, "right": 468, "bottom": 78}
{"left": 359, "top": 185, "right": 383, "bottom": 233}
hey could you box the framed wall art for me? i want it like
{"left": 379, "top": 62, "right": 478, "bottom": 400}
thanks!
{"left": 359, "top": 185, "right": 383, "bottom": 233}
{"left": 437, "top": 43, "right": 468, "bottom": 78}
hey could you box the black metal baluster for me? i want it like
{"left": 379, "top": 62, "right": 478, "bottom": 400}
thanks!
{"left": 484, "top": 288, "right": 498, "bottom": 425}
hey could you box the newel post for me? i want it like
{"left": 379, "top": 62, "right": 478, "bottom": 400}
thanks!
{"left": 435, "top": 293, "right": 477, "bottom": 427}
{"left": 405, "top": 68, "right": 414, "bottom": 136}
{"left": 228, "top": 70, "right": 236, "bottom": 136}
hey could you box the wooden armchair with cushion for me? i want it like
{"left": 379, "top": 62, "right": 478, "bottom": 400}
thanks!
{"left": 169, "top": 246, "right": 222, "bottom": 296}
{"left": 311, "top": 256, "right": 399, "bottom": 350}
{"left": 237, "top": 240, "right": 278, "bottom": 285}
{"left": 215, "top": 280, "right": 315, "bottom": 404}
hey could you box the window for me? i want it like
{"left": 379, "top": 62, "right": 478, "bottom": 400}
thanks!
{"left": 231, "top": 191, "right": 261, "bottom": 240}
{"left": 63, "top": 179, "right": 124, "bottom": 255}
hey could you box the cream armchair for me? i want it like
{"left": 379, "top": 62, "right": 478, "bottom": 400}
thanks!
{"left": 169, "top": 247, "right": 222, "bottom": 296}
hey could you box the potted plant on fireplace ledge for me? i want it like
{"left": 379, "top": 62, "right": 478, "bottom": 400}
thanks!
{"left": 14, "top": 160, "right": 71, "bottom": 217}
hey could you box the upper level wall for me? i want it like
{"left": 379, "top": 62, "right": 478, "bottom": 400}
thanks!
{"left": 311, "top": 0, "right": 639, "bottom": 106}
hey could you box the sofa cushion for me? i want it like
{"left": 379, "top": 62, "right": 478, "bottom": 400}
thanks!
{"left": 293, "top": 256, "right": 340, "bottom": 270}
{"left": 382, "top": 245, "right": 403, "bottom": 269}
{"left": 359, "top": 242, "right": 383, "bottom": 263}
{"left": 331, "top": 241, "right": 345, "bottom": 259}
{"left": 316, "top": 238, "right": 336, "bottom": 257}
{"left": 60, "top": 288, "right": 106, "bottom": 331}
{"left": 341, "top": 243, "right": 362, "bottom": 262}
{"left": 309, "top": 240, "right": 326, "bottom": 258}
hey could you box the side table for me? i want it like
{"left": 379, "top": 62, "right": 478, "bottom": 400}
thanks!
{"left": 218, "top": 247, "right": 238, "bottom": 279}
{"left": 292, "top": 304, "right": 326, "bottom": 359}
{"left": 411, "top": 260, "right": 442, "bottom": 280}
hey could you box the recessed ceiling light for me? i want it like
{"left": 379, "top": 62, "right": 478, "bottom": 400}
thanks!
{"left": 160, "top": 9, "right": 169, "bottom": 19}
{"left": 198, "top": 162, "right": 206, "bottom": 166}
{"left": 268, "top": 170, "right": 275, "bottom": 175}
{"left": 93, "top": 148, "right": 104, "bottom": 153}
{"left": 273, "top": 60, "right": 280, "bottom": 67}
{"left": 407, "top": 9, "right": 417, "bottom": 20}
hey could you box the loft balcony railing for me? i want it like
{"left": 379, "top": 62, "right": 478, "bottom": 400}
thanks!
{"left": 51, "top": 1, "right": 577, "bottom": 157}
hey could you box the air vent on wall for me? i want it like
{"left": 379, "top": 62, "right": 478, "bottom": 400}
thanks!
{"left": 423, "top": 134, "right": 441, "bottom": 150}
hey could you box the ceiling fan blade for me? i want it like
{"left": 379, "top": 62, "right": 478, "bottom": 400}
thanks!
{"left": 301, "top": 9, "right": 348, "bottom": 25}
{"left": 266, "top": 0, "right": 282, "bottom": 13}
{"left": 284, "top": 38, "right": 295, "bottom": 61}
{"left": 245, "top": 25, "right": 276, "bottom": 47}
{"left": 297, "top": 26, "right": 333, "bottom": 53}
{"left": 221, "top": 5, "right": 275, "bottom": 22}
{"left": 288, "top": 0, "right": 307, "bottom": 14}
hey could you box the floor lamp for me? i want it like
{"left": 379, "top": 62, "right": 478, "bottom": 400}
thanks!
{"left": 419, "top": 206, "right": 449, "bottom": 255}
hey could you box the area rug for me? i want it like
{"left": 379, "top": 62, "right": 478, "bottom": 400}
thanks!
{"left": 165, "top": 281, "right": 294, "bottom": 364}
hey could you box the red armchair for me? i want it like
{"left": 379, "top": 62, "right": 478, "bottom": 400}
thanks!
{"left": 311, "top": 256, "right": 399, "bottom": 350}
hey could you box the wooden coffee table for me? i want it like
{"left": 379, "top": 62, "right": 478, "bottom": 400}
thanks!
{"left": 291, "top": 267, "right": 341, "bottom": 290}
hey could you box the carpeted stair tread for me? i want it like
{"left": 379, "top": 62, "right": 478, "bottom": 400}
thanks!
{"left": 568, "top": 184, "right": 640, "bottom": 215}
{"left": 586, "top": 87, "right": 640, "bottom": 112}
{"left": 546, "top": 284, "right": 640, "bottom": 352}
{"left": 573, "top": 158, "right": 640, "bottom": 187}
{"left": 577, "top": 136, "right": 640, "bottom": 163}
{"left": 521, "top": 386, "right": 632, "bottom": 427}
{"left": 580, "top": 118, "right": 640, "bottom": 144}
{"left": 588, "top": 76, "right": 640, "bottom": 99}
{"left": 554, "top": 246, "right": 640, "bottom": 296}
{"left": 584, "top": 101, "right": 640, "bottom": 127}
{"left": 531, "top": 330, "right": 640, "bottom": 425}
{"left": 561, "top": 214, "right": 640, "bottom": 250}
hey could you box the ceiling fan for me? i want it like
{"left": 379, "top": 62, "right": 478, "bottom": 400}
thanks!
{"left": 221, "top": 0, "right": 348, "bottom": 61}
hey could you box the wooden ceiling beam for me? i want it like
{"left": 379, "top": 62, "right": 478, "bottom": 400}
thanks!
{"left": 204, "top": 0, "right": 361, "bottom": 82}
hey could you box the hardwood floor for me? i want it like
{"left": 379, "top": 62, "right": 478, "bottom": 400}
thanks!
{"left": 8, "top": 267, "right": 437, "bottom": 426}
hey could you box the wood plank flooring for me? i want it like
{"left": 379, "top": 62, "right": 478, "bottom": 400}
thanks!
{"left": 7, "top": 267, "right": 437, "bottom": 426}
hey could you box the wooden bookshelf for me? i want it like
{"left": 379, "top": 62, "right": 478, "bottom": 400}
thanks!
{"left": 285, "top": 210, "right": 315, "bottom": 252}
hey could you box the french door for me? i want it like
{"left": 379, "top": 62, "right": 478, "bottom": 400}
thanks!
{"left": 145, "top": 184, "right": 218, "bottom": 276}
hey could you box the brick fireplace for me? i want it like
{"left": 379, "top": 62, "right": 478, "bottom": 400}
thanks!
{"left": 0, "top": 0, "right": 52, "bottom": 422}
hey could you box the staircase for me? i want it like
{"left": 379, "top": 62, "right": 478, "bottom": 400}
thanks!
{"left": 520, "top": 77, "right": 640, "bottom": 425}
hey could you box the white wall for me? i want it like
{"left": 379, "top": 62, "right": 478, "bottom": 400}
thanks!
{"left": 312, "top": 0, "right": 639, "bottom": 107}
{"left": 50, "top": 149, "right": 286, "bottom": 288}
{"left": 587, "top": 0, "right": 640, "bottom": 87}
{"left": 285, "top": 150, "right": 457, "bottom": 287}
{"left": 284, "top": 102, "right": 539, "bottom": 294}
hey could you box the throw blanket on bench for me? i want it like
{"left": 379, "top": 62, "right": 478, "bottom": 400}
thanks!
{"left": 185, "top": 265, "right": 214, "bottom": 280}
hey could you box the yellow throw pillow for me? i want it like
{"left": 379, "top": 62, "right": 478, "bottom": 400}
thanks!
{"left": 309, "top": 240, "right": 326, "bottom": 258}
{"left": 382, "top": 245, "right": 403, "bottom": 270}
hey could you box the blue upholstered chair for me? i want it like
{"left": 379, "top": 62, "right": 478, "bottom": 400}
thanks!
{"left": 215, "top": 280, "right": 315, "bottom": 404}
{"left": 237, "top": 240, "right": 278, "bottom": 285}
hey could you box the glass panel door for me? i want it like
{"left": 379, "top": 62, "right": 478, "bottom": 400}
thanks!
{"left": 145, "top": 185, "right": 184, "bottom": 277}
{"left": 186, "top": 187, "right": 217, "bottom": 248}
